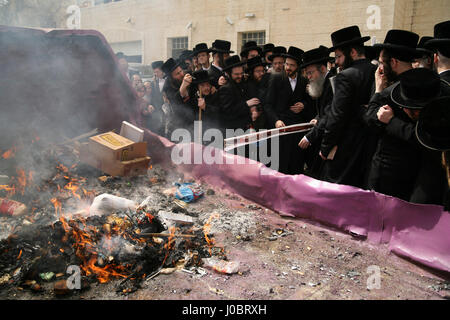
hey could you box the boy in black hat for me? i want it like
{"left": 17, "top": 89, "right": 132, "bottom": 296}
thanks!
{"left": 188, "top": 69, "right": 222, "bottom": 139}
{"left": 267, "top": 46, "right": 287, "bottom": 73}
{"left": 366, "top": 68, "right": 450, "bottom": 201}
{"left": 265, "top": 46, "right": 314, "bottom": 174}
{"left": 162, "top": 58, "right": 196, "bottom": 136}
{"left": 208, "top": 40, "right": 234, "bottom": 88}
{"left": 297, "top": 46, "right": 336, "bottom": 179}
{"left": 218, "top": 55, "right": 255, "bottom": 132}
{"left": 319, "top": 25, "right": 376, "bottom": 188}
{"left": 193, "top": 43, "right": 212, "bottom": 71}
{"left": 425, "top": 20, "right": 450, "bottom": 83}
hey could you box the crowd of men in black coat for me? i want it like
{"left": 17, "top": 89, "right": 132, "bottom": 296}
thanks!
{"left": 128, "top": 21, "right": 450, "bottom": 210}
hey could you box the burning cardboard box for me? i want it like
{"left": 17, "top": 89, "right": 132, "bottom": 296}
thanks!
{"left": 80, "top": 122, "right": 150, "bottom": 177}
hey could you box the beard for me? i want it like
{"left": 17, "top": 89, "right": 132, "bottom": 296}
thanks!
{"left": 307, "top": 74, "right": 326, "bottom": 98}
{"left": 383, "top": 63, "right": 398, "bottom": 86}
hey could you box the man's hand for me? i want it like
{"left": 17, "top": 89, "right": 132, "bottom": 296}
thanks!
{"left": 180, "top": 74, "right": 192, "bottom": 97}
{"left": 319, "top": 151, "right": 327, "bottom": 160}
{"left": 298, "top": 136, "right": 310, "bottom": 149}
{"left": 377, "top": 105, "right": 394, "bottom": 124}
{"left": 290, "top": 102, "right": 304, "bottom": 113}
{"left": 310, "top": 118, "right": 318, "bottom": 126}
{"left": 375, "top": 65, "right": 387, "bottom": 93}
{"left": 218, "top": 76, "right": 227, "bottom": 86}
{"left": 275, "top": 120, "right": 286, "bottom": 128}
{"left": 142, "top": 104, "right": 155, "bottom": 115}
{"left": 246, "top": 97, "right": 260, "bottom": 107}
{"left": 198, "top": 98, "right": 206, "bottom": 111}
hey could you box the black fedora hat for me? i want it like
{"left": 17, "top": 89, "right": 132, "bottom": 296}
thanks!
{"left": 193, "top": 43, "right": 212, "bottom": 56}
{"left": 161, "top": 58, "right": 181, "bottom": 75}
{"left": 425, "top": 20, "right": 450, "bottom": 57}
{"left": 374, "top": 29, "right": 421, "bottom": 61}
{"left": 262, "top": 43, "right": 275, "bottom": 53}
{"left": 416, "top": 96, "right": 450, "bottom": 151}
{"left": 246, "top": 56, "right": 266, "bottom": 71}
{"left": 191, "top": 69, "right": 213, "bottom": 85}
{"left": 329, "top": 25, "right": 370, "bottom": 51}
{"left": 416, "top": 36, "right": 434, "bottom": 56}
{"left": 179, "top": 50, "right": 194, "bottom": 60}
{"left": 268, "top": 46, "right": 287, "bottom": 61}
{"left": 151, "top": 60, "right": 164, "bottom": 70}
{"left": 209, "top": 39, "right": 234, "bottom": 54}
{"left": 364, "top": 45, "right": 381, "bottom": 61}
{"left": 282, "top": 46, "right": 304, "bottom": 64}
{"left": 391, "top": 68, "right": 442, "bottom": 109}
{"left": 223, "top": 55, "right": 246, "bottom": 71}
{"left": 240, "top": 41, "right": 263, "bottom": 57}
{"left": 300, "top": 45, "right": 332, "bottom": 69}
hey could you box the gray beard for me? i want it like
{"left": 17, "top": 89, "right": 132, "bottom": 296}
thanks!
{"left": 307, "top": 74, "right": 325, "bottom": 98}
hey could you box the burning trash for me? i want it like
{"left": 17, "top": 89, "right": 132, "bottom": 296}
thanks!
{"left": 0, "top": 134, "right": 231, "bottom": 298}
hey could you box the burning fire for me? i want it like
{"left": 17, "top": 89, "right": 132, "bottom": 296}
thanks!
{"left": 1, "top": 147, "right": 16, "bottom": 159}
{"left": 203, "top": 213, "right": 220, "bottom": 255}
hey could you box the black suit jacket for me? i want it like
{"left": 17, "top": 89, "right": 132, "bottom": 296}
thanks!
{"left": 150, "top": 77, "right": 165, "bottom": 109}
{"left": 440, "top": 70, "right": 450, "bottom": 84}
{"left": 305, "top": 70, "right": 335, "bottom": 145}
{"left": 218, "top": 80, "right": 251, "bottom": 131}
{"left": 264, "top": 72, "right": 314, "bottom": 127}
{"left": 319, "top": 59, "right": 376, "bottom": 187}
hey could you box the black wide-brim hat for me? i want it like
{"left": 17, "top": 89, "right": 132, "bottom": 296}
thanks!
{"left": 282, "top": 46, "right": 304, "bottom": 64}
{"left": 191, "top": 69, "right": 214, "bottom": 85}
{"left": 151, "top": 60, "right": 164, "bottom": 70}
{"left": 246, "top": 56, "right": 267, "bottom": 71}
{"left": 300, "top": 45, "right": 332, "bottom": 69}
{"left": 424, "top": 20, "right": 450, "bottom": 57}
{"left": 416, "top": 36, "right": 434, "bottom": 56}
{"left": 209, "top": 39, "right": 234, "bottom": 54}
{"left": 161, "top": 58, "right": 181, "bottom": 75}
{"left": 329, "top": 25, "right": 370, "bottom": 51}
{"left": 223, "top": 55, "right": 246, "bottom": 71}
{"left": 240, "top": 41, "right": 263, "bottom": 57}
{"left": 391, "top": 68, "right": 442, "bottom": 109}
{"left": 374, "top": 29, "right": 422, "bottom": 61}
{"left": 416, "top": 96, "right": 450, "bottom": 151}
{"left": 193, "top": 43, "right": 212, "bottom": 56}
{"left": 262, "top": 43, "right": 275, "bottom": 54}
{"left": 268, "top": 46, "right": 287, "bottom": 61}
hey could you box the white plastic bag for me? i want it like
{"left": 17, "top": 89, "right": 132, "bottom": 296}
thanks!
{"left": 89, "top": 194, "right": 137, "bottom": 216}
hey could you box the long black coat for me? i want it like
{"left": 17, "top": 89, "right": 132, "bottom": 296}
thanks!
{"left": 218, "top": 80, "right": 252, "bottom": 132}
{"left": 320, "top": 59, "right": 376, "bottom": 188}
{"left": 410, "top": 149, "right": 449, "bottom": 206}
{"left": 162, "top": 79, "right": 196, "bottom": 136}
{"left": 264, "top": 72, "right": 315, "bottom": 174}
{"left": 264, "top": 72, "right": 314, "bottom": 127}
{"left": 304, "top": 70, "right": 335, "bottom": 178}
{"left": 365, "top": 84, "right": 422, "bottom": 200}
{"left": 188, "top": 90, "right": 223, "bottom": 140}
{"left": 247, "top": 73, "right": 270, "bottom": 130}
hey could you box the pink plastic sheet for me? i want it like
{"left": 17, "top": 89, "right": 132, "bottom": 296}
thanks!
{"left": 141, "top": 131, "right": 450, "bottom": 274}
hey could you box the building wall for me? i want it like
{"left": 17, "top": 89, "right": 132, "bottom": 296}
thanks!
{"left": 77, "top": 0, "right": 449, "bottom": 65}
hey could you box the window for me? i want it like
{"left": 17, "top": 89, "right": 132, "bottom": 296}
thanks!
{"left": 241, "top": 31, "right": 266, "bottom": 47}
{"left": 168, "top": 37, "right": 188, "bottom": 59}
{"left": 110, "top": 41, "right": 142, "bottom": 63}
{"left": 93, "top": 0, "right": 122, "bottom": 5}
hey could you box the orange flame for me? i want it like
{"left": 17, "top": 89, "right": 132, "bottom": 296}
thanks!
{"left": 2, "top": 147, "right": 16, "bottom": 159}
{"left": 203, "top": 213, "right": 220, "bottom": 254}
